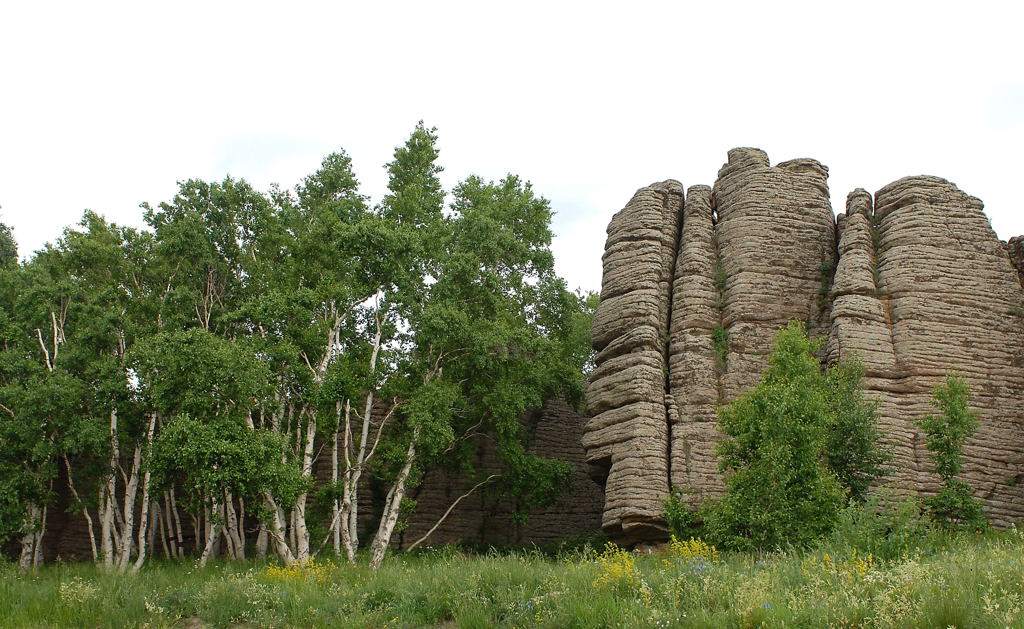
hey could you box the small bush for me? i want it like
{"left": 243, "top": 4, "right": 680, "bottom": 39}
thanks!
{"left": 712, "top": 326, "right": 729, "bottom": 365}
{"left": 703, "top": 322, "right": 846, "bottom": 552}
{"left": 824, "top": 360, "right": 890, "bottom": 503}
{"left": 661, "top": 488, "right": 702, "bottom": 541}
{"left": 917, "top": 374, "right": 987, "bottom": 530}
{"left": 703, "top": 321, "right": 889, "bottom": 552}
{"left": 823, "top": 492, "right": 943, "bottom": 561}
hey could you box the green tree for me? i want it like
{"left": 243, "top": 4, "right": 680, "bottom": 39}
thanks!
{"left": 0, "top": 216, "right": 16, "bottom": 268}
{"left": 0, "top": 126, "right": 589, "bottom": 571}
{"left": 703, "top": 322, "right": 846, "bottom": 551}
{"left": 916, "top": 373, "right": 986, "bottom": 530}
{"left": 137, "top": 328, "right": 287, "bottom": 567}
{"left": 0, "top": 237, "right": 89, "bottom": 570}
{"left": 824, "top": 360, "right": 890, "bottom": 503}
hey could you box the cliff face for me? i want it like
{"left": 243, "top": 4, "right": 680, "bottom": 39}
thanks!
{"left": 586, "top": 149, "right": 1024, "bottom": 541}
{"left": 831, "top": 178, "right": 1024, "bottom": 526}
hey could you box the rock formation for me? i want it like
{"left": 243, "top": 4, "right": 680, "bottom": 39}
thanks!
{"left": 584, "top": 181, "right": 682, "bottom": 542}
{"left": 831, "top": 177, "right": 1024, "bottom": 526}
{"left": 586, "top": 149, "right": 1024, "bottom": 541}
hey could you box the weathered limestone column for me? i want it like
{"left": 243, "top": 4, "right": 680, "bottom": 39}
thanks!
{"left": 584, "top": 180, "right": 682, "bottom": 542}
{"left": 711, "top": 149, "right": 838, "bottom": 400}
{"left": 831, "top": 176, "right": 1024, "bottom": 525}
{"left": 667, "top": 185, "right": 724, "bottom": 499}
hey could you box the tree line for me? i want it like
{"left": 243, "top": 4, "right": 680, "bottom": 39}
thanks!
{"left": 0, "top": 123, "right": 593, "bottom": 571}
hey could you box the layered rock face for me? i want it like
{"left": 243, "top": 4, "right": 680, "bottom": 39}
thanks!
{"left": 830, "top": 178, "right": 1024, "bottom": 526}
{"left": 584, "top": 181, "right": 682, "bottom": 542}
{"left": 670, "top": 150, "right": 839, "bottom": 502}
{"left": 587, "top": 149, "right": 1024, "bottom": 541}
{"left": 388, "top": 399, "right": 604, "bottom": 547}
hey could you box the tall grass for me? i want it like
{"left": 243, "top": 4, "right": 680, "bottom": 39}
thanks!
{"left": 2, "top": 525, "right": 1023, "bottom": 628}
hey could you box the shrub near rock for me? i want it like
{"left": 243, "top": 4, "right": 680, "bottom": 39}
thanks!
{"left": 917, "top": 374, "right": 987, "bottom": 531}
{"left": 702, "top": 321, "right": 888, "bottom": 552}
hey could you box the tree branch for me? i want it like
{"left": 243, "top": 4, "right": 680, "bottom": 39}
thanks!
{"left": 406, "top": 475, "right": 500, "bottom": 551}
{"left": 35, "top": 328, "right": 52, "bottom": 372}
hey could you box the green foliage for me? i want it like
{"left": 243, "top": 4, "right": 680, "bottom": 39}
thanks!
{"left": 0, "top": 218, "right": 16, "bottom": 268}
{"left": 703, "top": 321, "right": 887, "bottom": 551}
{"left": 823, "top": 491, "right": 943, "bottom": 561}
{"left": 3, "top": 527, "right": 1024, "bottom": 628}
{"left": 824, "top": 360, "right": 891, "bottom": 503}
{"left": 712, "top": 325, "right": 729, "bottom": 369}
{"left": 132, "top": 329, "right": 270, "bottom": 423}
{"left": 916, "top": 374, "right": 987, "bottom": 530}
{"left": 661, "top": 488, "right": 702, "bottom": 541}
{"left": 817, "top": 260, "right": 835, "bottom": 309}
{"left": 150, "top": 414, "right": 306, "bottom": 513}
{"left": 0, "top": 123, "right": 593, "bottom": 567}
{"left": 713, "top": 260, "right": 727, "bottom": 310}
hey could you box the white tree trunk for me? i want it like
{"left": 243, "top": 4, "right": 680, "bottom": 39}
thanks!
{"left": 131, "top": 412, "right": 158, "bottom": 572}
{"left": 224, "top": 490, "right": 245, "bottom": 560}
{"left": 101, "top": 408, "right": 119, "bottom": 569}
{"left": 262, "top": 491, "right": 296, "bottom": 564}
{"left": 331, "top": 406, "right": 341, "bottom": 556}
{"left": 169, "top": 488, "right": 185, "bottom": 559}
{"left": 256, "top": 525, "right": 268, "bottom": 560}
{"left": 198, "top": 498, "right": 221, "bottom": 568}
{"left": 116, "top": 442, "right": 142, "bottom": 572}
{"left": 339, "top": 399, "right": 356, "bottom": 563}
{"left": 33, "top": 505, "right": 47, "bottom": 567}
{"left": 162, "top": 492, "right": 178, "bottom": 560}
{"left": 352, "top": 316, "right": 384, "bottom": 550}
{"left": 292, "top": 410, "right": 316, "bottom": 563}
{"left": 369, "top": 426, "right": 419, "bottom": 569}
{"left": 18, "top": 503, "right": 41, "bottom": 571}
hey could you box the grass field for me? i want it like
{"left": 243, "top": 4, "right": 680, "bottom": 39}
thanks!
{"left": 2, "top": 523, "right": 1023, "bottom": 628}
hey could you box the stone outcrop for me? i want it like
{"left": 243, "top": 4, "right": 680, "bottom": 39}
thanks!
{"left": 584, "top": 181, "right": 682, "bottom": 542}
{"left": 830, "top": 177, "right": 1024, "bottom": 526}
{"left": 586, "top": 149, "right": 1024, "bottom": 541}
{"left": 664, "top": 151, "right": 837, "bottom": 503}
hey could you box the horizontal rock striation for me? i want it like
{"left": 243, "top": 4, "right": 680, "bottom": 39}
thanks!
{"left": 830, "top": 177, "right": 1024, "bottom": 526}
{"left": 587, "top": 149, "right": 1024, "bottom": 542}
{"left": 667, "top": 185, "right": 723, "bottom": 500}
{"left": 584, "top": 180, "right": 683, "bottom": 542}
{"left": 387, "top": 399, "right": 603, "bottom": 548}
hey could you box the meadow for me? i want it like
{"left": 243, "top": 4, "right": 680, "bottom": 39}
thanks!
{"left": 3, "top": 513, "right": 1024, "bottom": 629}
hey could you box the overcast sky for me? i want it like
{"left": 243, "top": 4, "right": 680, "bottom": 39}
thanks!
{"left": 2, "top": 1, "right": 1021, "bottom": 293}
